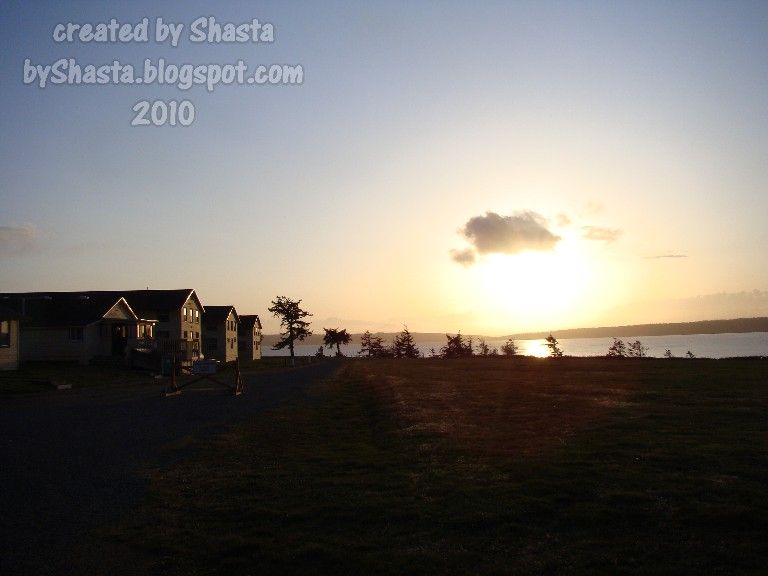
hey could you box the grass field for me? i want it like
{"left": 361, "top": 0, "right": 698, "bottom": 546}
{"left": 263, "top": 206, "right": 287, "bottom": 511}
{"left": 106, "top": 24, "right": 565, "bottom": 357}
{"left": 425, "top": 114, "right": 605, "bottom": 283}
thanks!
{"left": 0, "top": 361, "right": 158, "bottom": 397}
{"left": 111, "top": 357, "right": 768, "bottom": 575}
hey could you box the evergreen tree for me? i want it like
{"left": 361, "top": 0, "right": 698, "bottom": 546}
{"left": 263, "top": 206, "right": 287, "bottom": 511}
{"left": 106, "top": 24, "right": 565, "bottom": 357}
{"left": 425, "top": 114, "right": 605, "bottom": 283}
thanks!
{"left": 323, "top": 327, "right": 351, "bottom": 356}
{"left": 393, "top": 326, "right": 420, "bottom": 358}
{"left": 627, "top": 339, "right": 648, "bottom": 358}
{"left": 359, "top": 330, "right": 386, "bottom": 358}
{"left": 268, "top": 296, "right": 312, "bottom": 365}
{"left": 441, "top": 333, "right": 472, "bottom": 358}
{"left": 545, "top": 334, "right": 564, "bottom": 358}
{"left": 607, "top": 338, "right": 627, "bottom": 358}
{"left": 465, "top": 336, "right": 475, "bottom": 356}
{"left": 500, "top": 339, "right": 519, "bottom": 356}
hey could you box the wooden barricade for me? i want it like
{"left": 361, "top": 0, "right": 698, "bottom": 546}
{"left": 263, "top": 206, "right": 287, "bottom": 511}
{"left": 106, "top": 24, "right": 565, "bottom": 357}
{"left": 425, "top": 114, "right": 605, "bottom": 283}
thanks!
{"left": 163, "top": 357, "right": 243, "bottom": 397}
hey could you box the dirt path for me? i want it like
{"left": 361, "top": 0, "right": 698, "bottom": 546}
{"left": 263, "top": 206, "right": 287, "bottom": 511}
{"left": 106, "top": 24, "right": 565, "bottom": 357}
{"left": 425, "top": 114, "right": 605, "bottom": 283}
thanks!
{"left": 0, "top": 361, "right": 339, "bottom": 575}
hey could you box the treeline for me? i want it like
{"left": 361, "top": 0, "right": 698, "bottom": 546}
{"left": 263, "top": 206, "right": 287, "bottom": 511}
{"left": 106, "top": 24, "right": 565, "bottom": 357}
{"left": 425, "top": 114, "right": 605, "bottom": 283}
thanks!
{"left": 267, "top": 296, "right": 699, "bottom": 361}
{"left": 348, "top": 328, "right": 522, "bottom": 359}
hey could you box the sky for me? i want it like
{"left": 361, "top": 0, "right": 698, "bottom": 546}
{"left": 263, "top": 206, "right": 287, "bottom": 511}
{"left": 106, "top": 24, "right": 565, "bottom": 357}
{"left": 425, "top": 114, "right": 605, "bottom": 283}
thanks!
{"left": 1, "top": 1, "right": 767, "bottom": 335}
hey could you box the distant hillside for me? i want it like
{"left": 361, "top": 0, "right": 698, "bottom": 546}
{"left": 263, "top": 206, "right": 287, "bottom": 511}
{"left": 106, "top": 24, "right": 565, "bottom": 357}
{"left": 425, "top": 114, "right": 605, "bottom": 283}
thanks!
{"left": 509, "top": 317, "right": 768, "bottom": 340}
{"left": 261, "top": 317, "right": 768, "bottom": 347}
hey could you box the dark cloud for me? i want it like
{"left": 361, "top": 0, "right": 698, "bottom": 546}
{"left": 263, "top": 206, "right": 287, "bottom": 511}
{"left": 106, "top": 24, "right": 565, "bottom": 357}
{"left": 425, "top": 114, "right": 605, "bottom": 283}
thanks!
{"left": 449, "top": 248, "right": 477, "bottom": 267}
{"left": 0, "top": 225, "right": 38, "bottom": 256}
{"left": 643, "top": 254, "right": 689, "bottom": 259}
{"left": 460, "top": 211, "right": 560, "bottom": 255}
{"left": 582, "top": 225, "right": 622, "bottom": 243}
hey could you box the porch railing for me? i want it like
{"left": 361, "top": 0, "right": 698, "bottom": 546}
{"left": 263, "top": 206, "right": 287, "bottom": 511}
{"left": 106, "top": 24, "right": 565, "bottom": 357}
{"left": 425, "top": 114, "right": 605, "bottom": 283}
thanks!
{"left": 128, "top": 338, "right": 200, "bottom": 360}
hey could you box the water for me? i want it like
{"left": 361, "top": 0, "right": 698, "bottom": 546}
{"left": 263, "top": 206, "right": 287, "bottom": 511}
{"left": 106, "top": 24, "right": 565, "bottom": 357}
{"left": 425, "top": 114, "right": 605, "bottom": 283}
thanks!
{"left": 262, "top": 332, "right": 768, "bottom": 358}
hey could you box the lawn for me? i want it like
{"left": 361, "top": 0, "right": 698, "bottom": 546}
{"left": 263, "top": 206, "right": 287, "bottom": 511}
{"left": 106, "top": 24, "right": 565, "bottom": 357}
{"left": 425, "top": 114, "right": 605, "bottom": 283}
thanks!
{"left": 110, "top": 357, "right": 768, "bottom": 575}
{"left": 0, "top": 361, "right": 158, "bottom": 397}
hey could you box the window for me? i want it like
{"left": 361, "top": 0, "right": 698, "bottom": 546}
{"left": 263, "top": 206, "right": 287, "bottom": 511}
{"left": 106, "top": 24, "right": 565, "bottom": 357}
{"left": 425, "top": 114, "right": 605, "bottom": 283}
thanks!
{"left": 0, "top": 321, "right": 10, "bottom": 347}
{"left": 194, "top": 310, "right": 199, "bottom": 323}
{"left": 183, "top": 330, "right": 188, "bottom": 339}
{"left": 69, "top": 327, "right": 83, "bottom": 341}
{"left": 183, "top": 307, "right": 188, "bottom": 321}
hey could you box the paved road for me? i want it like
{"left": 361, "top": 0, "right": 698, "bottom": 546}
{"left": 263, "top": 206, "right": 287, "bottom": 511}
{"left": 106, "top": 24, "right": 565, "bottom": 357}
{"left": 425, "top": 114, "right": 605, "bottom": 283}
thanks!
{"left": 0, "top": 361, "right": 340, "bottom": 575}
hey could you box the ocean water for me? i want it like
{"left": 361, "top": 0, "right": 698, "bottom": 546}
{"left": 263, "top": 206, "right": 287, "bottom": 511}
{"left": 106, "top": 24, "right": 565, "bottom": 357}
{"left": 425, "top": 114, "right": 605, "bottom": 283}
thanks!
{"left": 262, "top": 331, "right": 768, "bottom": 359}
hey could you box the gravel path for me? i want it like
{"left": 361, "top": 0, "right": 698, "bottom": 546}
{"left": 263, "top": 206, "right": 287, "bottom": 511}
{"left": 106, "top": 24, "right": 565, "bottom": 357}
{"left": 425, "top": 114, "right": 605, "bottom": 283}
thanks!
{"left": 0, "top": 361, "right": 340, "bottom": 575}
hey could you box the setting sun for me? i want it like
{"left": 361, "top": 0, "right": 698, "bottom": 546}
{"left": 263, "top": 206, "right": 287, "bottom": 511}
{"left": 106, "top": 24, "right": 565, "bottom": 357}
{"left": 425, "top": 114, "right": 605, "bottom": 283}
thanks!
{"left": 474, "top": 236, "right": 592, "bottom": 331}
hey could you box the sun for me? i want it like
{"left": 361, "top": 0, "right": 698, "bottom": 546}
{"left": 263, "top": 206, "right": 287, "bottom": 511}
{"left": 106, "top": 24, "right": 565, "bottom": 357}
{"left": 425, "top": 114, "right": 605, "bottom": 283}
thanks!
{"left": 475, "top": 237, "right": 592, "bottom": 331}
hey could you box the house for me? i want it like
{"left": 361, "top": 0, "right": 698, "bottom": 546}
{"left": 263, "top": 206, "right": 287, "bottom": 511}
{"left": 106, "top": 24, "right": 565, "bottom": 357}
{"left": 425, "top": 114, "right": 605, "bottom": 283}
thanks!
{"left": 88, "top": 289, "right": 205, "bottom": 361}
{"left": 0, "top": 292, "right": 148, "bottom": 365}
{"left": 0, "top": 304, "right": 24, "bottom": 370}
{"left": 202, "top": 305, "right": 239, "bottom": 362}
{"left": 238, "top": 315, "right": 263, "bottom": 361}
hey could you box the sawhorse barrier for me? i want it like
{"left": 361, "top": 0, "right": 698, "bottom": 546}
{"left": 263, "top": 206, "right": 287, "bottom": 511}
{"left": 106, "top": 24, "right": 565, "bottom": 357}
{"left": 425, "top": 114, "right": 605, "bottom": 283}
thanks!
{"left": 163, "top": 358, "right": 244, "bottom": 397}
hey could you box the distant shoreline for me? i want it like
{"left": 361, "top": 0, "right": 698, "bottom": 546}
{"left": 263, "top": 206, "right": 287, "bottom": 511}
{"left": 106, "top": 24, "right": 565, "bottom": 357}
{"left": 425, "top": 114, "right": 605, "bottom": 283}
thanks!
{"left": 262, "top": 317, "right": 768, "bottom": 346}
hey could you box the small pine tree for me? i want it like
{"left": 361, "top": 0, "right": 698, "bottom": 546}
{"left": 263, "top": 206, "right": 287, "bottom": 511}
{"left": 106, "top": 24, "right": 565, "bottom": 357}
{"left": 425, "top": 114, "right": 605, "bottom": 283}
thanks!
{"left": 441, "top": 333, "right": 472, "bottom": 358}
{"left": 664, "top": 349, "right": 674, "bottom": 358}
{"left": 393, "top": 326, "right": 420, "bottom": 358}
{"left": 465, "top": 336, "right": 475, "bottom": 357}
{"left": 359, "top": 330, "right": 386, "bottom": 358}
{"left": 627, "top": 340, "right": 648, "bottom": 358}
{"left": 500, "top": 339, "right": 519, "bottom": 356}
{"left": 545, "top": 334, "right": 564, "bottom": 358}
{"left": 686, "top": 350, "right": 696, "bottom": 358}
{"left": 477, "top": 338, "right": 490, "bottom": 356}
{"left": 607, "top": 338, "right": 627, "bottom": 358}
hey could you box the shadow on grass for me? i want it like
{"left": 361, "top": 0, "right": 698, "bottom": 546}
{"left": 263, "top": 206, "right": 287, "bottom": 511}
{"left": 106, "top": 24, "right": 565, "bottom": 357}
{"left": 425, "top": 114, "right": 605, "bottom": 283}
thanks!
{"left": 105, "top": 357, "right": 768, "bottom": 575}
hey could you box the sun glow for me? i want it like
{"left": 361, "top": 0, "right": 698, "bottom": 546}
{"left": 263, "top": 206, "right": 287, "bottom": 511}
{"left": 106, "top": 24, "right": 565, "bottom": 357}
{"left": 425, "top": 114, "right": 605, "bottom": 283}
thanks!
{"left": 475, "top": 238, "right": 592, "bottom": 331}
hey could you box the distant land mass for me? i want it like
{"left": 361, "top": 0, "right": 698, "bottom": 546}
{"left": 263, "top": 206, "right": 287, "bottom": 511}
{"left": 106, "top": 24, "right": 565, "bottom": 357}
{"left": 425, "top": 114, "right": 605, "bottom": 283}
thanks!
{"left": 261, "top": 317, "right": 768, "bottom": 347}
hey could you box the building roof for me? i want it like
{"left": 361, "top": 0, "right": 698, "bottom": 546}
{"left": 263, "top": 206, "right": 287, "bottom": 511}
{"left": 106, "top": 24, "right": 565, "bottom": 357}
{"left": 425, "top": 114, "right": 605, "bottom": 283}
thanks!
{"left": 0, "top": 293, "right": 136, "bottom": 327}
{"left": 203, "top": 305, "right": 238, "bottom": 324}
{"left": 85, "top": 289, "right": 203, "bottom": 318}
{"left": 239, "top": 315, "right": 262, "bottom": 330}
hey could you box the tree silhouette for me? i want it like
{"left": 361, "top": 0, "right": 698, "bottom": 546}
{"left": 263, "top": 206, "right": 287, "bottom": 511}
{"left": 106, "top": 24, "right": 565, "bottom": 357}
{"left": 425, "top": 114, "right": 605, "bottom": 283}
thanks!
{"left": 393, "top": 326, "right": 420, "bottom": 358}
{"left": 500, "top": 339, "right": 519, "bottom": 356}
{"left": 359, "top": 330, "right": 386, "bottom": 358}
{"left": 664, "top": 349, "right": 674, "bottom": 358}
{"left": 268, "top": 296, "right": 312, "bottom": 365}
{"left": 477, "top": 338, "right": 490, "bottom": 356}
{"left": 627, "top": 339, "right": 648, "bottom": 358}
{"left": 545, "top": 334, "right": 563, "bottom": 357}
{"left": 441, "top": 332, "right": 472, "bottom": 358}
{"left": 323, "top": 327, "right": 351, "bottom": 356}
{"left": 607, "top": 338, "right": 627, "bottom": 358}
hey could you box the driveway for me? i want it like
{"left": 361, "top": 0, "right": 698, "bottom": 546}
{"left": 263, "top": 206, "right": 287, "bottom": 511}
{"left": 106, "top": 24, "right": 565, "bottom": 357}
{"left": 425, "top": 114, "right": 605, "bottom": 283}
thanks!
{"left": 0, "top": 361, "right": 340, "bottom": 575}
